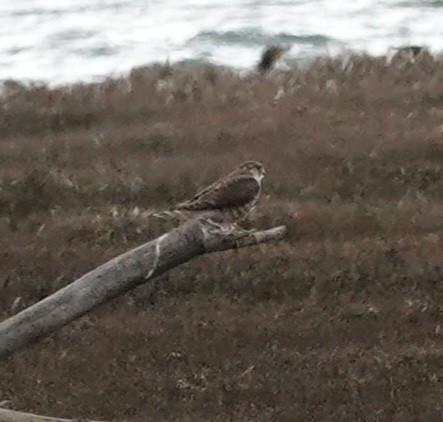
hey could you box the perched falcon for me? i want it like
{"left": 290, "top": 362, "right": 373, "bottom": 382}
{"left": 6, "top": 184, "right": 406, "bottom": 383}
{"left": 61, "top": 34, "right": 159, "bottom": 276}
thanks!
{"left": 153, "top": 161, "right": 266, "bottom": 231}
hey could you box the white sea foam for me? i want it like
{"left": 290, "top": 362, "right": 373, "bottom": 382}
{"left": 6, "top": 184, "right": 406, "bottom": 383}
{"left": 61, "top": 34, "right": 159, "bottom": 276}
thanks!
{"left": 0, "top": 0, "right": 442, "bottom": 85}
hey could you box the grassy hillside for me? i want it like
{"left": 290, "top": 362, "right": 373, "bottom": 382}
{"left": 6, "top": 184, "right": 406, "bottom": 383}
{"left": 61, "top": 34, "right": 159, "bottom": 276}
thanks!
{"left": 0, "top": 53, "right": 442, "bottom": 421}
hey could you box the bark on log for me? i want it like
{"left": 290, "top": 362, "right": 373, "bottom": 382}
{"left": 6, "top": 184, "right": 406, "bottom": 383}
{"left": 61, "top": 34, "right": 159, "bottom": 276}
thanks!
{"left": 0, "top": 407, "right": 110, "bottom": 422}
{"left": 0, "top": 221, "right": 286, "bottom": 360}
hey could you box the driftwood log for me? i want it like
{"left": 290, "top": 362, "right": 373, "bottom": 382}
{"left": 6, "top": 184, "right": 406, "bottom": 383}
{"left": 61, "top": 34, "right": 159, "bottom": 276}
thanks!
{"left": 0, "top": 220, "right": 286, "bottom": 360}
{"left": 0, "top": 407, "right": 110, "bottom": 422}
{"left": 0, "top": 221, "right": 285, "bottom": 421}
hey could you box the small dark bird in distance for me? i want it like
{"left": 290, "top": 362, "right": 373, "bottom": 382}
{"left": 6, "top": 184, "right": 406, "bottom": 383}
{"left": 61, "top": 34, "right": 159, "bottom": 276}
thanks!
{"left": 257, "top": 45, "right": 288, "bottom": 73}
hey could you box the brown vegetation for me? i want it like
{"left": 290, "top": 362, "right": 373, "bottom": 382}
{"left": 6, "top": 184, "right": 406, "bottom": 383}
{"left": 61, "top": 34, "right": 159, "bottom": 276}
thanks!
{"left": 0, "top": 52, "right": 442, "bottom": 421}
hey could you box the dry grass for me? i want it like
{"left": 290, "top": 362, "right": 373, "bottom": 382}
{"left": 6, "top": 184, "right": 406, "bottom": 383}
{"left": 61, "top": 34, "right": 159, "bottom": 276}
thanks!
{"left": 0, "top": 52, "right": 442, "bottom": 421}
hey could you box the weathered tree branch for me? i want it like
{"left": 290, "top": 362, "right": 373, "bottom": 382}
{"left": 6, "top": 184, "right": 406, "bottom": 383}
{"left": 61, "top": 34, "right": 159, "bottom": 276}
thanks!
{"left": 0, "top": 221, "right": 286, "bottom": 360}
{"left": 0, "top": 407, "right": 110, "bottom": 422}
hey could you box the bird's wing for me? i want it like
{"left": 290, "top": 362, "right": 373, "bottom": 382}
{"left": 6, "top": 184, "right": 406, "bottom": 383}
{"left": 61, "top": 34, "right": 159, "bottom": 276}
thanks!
{"left": 175, "top": 175, "right": 260, "bottom": 211}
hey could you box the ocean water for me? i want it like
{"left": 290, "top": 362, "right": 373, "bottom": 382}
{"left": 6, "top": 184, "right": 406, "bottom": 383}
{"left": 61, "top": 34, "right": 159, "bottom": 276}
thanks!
{"left": 1, "top": 0, "right": 442, "bottom": 85}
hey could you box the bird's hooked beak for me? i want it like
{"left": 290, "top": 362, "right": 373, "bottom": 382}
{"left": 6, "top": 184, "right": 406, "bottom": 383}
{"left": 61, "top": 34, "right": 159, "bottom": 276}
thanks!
{"left": 258, "top": 167, "right": 266, "bottom": 181}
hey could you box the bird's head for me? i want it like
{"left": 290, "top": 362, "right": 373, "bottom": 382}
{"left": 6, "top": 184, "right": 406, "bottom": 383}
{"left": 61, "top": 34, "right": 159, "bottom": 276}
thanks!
{"left": 239, "top": 161, "right": 266, "bottom": 181}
